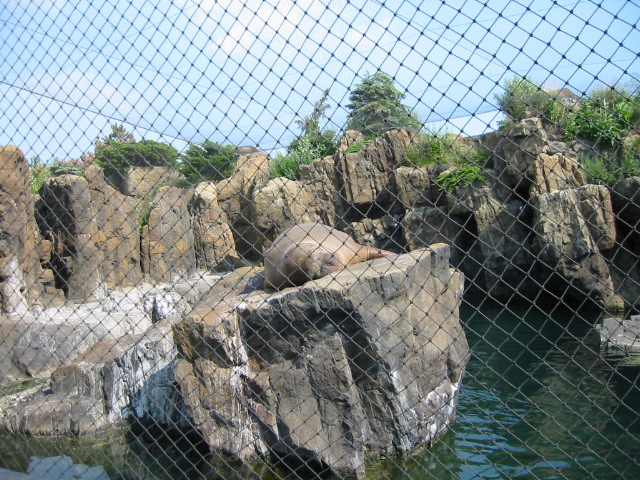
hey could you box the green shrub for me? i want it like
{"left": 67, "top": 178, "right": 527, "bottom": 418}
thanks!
{"left": 28, "top": 157, "right": 87, "bottom": 194}
{"left": 344, "top": 136, "right": 376, "bottom": 154}
{"left": 179, "top": 141, "right": 236, "bottom": 184}
{"left": 270, "top": 137, "right": 321, "bottom": 180}
{"left": 94, "top": 124, "right": 179, "bottom": 178}
{"left": 546, "top": 84, "right": 639, "bottom": 149}
{"left": 435, "top": 166, "right": 485, "bottom": 194}
{"left": 346, "top": 71, "right": 422, "bottom": 136}
{"left": 28, "top": 156, "right": 52, "bottom": 194}
{"left": 404, "top": 132, "right": 491, "bottom": 169}
{"left": 581, "top": 148, "right": 640, "bottom": 186}
{"left": 581, "top": 156, "right": 619, "bottom": 186}
{"left": 495, "top": 75, "right": 547, "bottom": 121}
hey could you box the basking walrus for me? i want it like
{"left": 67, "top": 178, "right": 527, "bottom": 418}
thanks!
{"left": 263, "top": 223, "right": 393, "bottom": 290}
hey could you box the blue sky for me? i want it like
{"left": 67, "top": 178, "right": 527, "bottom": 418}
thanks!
{"left": 0, "top": 0, "right": 638, "bottom": 161}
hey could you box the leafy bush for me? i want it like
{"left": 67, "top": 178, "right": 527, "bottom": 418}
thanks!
{"left": 179, "top": 141, "right": 236, "bottom": 184}
{"left": 28, "top": 157, "right": 87, "bottom": 194}
{"left": 290, "top": 89, "right": 338, "bottom": 158}
{"left": 495, "top": 75, "right": 547, "bottom": 121}
{"left": 435, "top": 166, "right": 485, "bottom": 193}
{"left": 270, "top": 137, "right": 321, "bottom": 180}
{"left": 344, "top": 135, "right": 377, "bottom": 154}
{"left": 557, "top": 88, "right": 636, "bottom": 149}
{"left": 404, "top": 131, "right": 491, "bottom": 168}
{"left": 581, "top": 138, "right": 640, "bottom": 186}
{"left": 28, "top": 156, "right": 52, "bottom": 194}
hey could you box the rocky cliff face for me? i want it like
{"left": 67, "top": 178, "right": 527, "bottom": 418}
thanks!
{"left": 8, "top": 119, "right": 637, "bottom": 310}
{"left": 0, "top": 146, "right": 41, "bottom": 314}
{"left": 0, "top": 116, "right": 638, "bottom": 475}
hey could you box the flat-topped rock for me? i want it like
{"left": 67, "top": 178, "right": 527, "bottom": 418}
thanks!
{"left": 173, "top": 244, "right": 469, "bottom": 477}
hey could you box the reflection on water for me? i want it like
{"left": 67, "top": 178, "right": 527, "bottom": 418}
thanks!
{"left": 1, "top": 298, "right": 639, "bottom": 479}
{"left": 375, "top": 298, "right": 640, "bottom": 479}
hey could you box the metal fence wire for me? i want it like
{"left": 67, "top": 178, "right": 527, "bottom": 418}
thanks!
{"left": 1, "top": 1, "right": 639, "bottom": 479}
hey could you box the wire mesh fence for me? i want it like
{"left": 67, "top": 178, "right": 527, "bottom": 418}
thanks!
{"left": 0, "top": 0, "right": 639, "bottom": 479}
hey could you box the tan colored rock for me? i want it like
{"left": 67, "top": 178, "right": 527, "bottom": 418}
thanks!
{"left": 37, "top": 166, "right": 142, "bottom": 301}
{"left": 142, "top": 186, "right": 196, "bottom": 282}
{"left": 251, "top": 178, "right": 324, "bottom": 251}
{"left": 335, "top": 129, "right": 420, "bottom": 219}
{"left": 299, "top": 156, "right": 338, "bottom": 226}
{"left": 121, "top": 166, "right": 185, "bottom": 198}
{"left": 190, "top": 182, "right": 239, "bottom": 271}
{"left": 217, "top": 151, "right": 271, "bottom": 258}
{"left": 392, "top": 166, "right": 442, "bottom": 210}
{"left": 493, "top": 118, "right": 586, "bottom": 193}
{"left": 0, "top": 146, "right": 41, "bottom": 313}
{"left": 532, "top": 152, "right": 586, "bottom": 193}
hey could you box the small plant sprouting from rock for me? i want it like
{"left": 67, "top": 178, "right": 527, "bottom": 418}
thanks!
{"left": 344, "top": 135, "right": 376, "bottom": 154}
{"left": 270, "top": 136, "right": 322, "bottom": 180}
{"left": 404, "top": 131, "right": 491, "bottom": 169}
{"left": 28, "top": 156, "right": 87, "bottom": 194}
{"left": 435, "top": 166, "right": 485, "bottom": 194}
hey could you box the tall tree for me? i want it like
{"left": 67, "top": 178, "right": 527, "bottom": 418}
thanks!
{"left": 346, "top": 72, "right": 422, "bottom": 136}
{"left": 289, "top": 89, "right": 337, "bottom": 157}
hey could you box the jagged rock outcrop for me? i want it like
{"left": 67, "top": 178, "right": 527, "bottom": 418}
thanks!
{"left": 251, "top": 177, "right": 324, "bottom": 251}
{"left": 121, "top": 166, "right": 185, "bottom": 198}
{"left": 530, "top": 184, "right": 621, "bottom": 308}
{"left": 172, "top": 245, "right": 468, "bottom": 476}
{"left": 609, "top": 177, "right": 640, "bottom": 309}
{"left": 141, "top": 186, "right": 196, "bottom": 283}
{"left": 217, "top": 151, "right": 271, "bottom": 259}
{"left": 189, "top": 182, "right": 239, "bottom": 271}
{"left": 298, "top": 155, "right": 339, "bottom": 226}
{"left": 335, "top": 129, "right": 420, "bottom": 221}
{"left": 1, "top": 318, "right": 181, "bottom": 435}
{"left": 36, "top": 165, "right": 142, "bottom": 302}
{"left": 492, "top": 118, "right": 587, "bottom": 193}
{"left": 0, "top": 146, "right": 41, "bottom": 314}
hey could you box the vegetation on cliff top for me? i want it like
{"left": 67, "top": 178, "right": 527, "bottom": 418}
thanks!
{"left": 495, "top": 74, "right": 640, "bottom": 185}
{"left": 27, "top": 72, "right": 640, "bottom": 191}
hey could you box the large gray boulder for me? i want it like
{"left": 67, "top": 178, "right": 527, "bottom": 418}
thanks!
{"left": 173, "top": 244, "right": 469, "bottom": 477}
{"left": 0, "top": 318, "right": 182, "bottom": 435}
{"left": 531, "top": 184, "right": 622, "bottom": 308}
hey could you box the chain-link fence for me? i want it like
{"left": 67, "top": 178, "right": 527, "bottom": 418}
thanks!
{"left": 1, "top": 1, "right": 639, "bottom": 479}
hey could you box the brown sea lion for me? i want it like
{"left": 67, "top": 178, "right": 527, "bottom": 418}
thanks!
{"left": 263, "top": 223, "right": 393, "bottom": 290}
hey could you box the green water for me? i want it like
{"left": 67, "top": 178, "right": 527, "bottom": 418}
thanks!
{"left": 1, "top": 298, "right": 639, "bottom": 479}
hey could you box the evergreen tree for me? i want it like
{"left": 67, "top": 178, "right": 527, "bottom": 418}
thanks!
{"left": 346, "top": 72, "right": 422, "bottom": 136}
{"left": 289, "top": 89, "right": 337, "bottom": 157}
